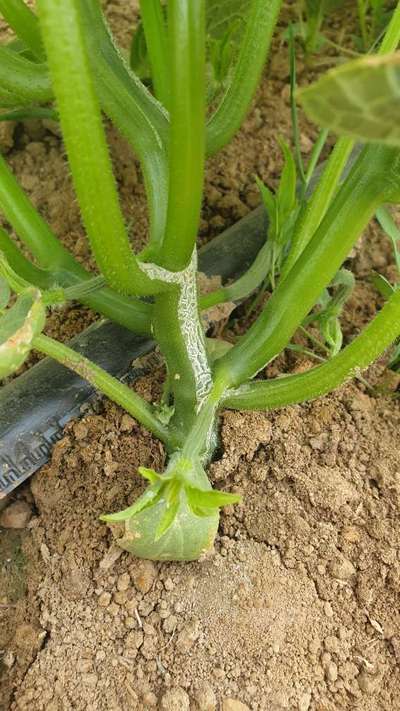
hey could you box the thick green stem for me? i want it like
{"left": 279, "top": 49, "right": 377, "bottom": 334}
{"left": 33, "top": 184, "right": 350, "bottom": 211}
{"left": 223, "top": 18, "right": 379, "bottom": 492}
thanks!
{"left": 181, "top": 379, "right": 226, "bottom": 461}
{"left": 78, "top": 0, "right": 169, "bottom": 254}
{"left": 160, "top": 0, "right": 206, "bottom": 271}
{"left": 33, "top": 333, "right": 172, "bottom": 446}
{"left": 206, "top": 0, "right": 282, "bottom": 156}
{"left": 153, "top": 290, "right": 199, "bottom": 433}
{"left": 145, "top": 254, "right": 212, "bottom": 436}
{"left": 0, "top": 0, "right": 44, "bottom": 59}
{"left": 37, "top": 0, "right": 162, "bottom": 296}
{"left": 215, "top": 144, "right": 400, "bottom": 387}
{"left": 223, "top": 288, "right": 400, "bottom": 410}
{"left": 140, "top": 0, "right": 169, "bottom": 108}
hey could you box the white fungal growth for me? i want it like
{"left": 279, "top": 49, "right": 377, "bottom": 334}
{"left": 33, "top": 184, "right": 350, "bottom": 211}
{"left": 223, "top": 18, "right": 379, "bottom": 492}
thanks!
{"left": 139, "top": 252, "right": 212, "bottom": 410}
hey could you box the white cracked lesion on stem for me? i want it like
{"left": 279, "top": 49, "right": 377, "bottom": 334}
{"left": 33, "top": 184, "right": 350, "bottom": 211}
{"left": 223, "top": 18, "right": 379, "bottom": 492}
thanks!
{"left": 139, "top": 251, "right": 213, "bottom": 410}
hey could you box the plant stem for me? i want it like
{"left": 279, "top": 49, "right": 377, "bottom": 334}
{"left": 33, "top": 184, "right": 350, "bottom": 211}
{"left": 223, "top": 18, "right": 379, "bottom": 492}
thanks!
{"left": 379, "top": 0, "right": 400, "bottom": 52}
{"left": 357, "top": 0, "right": 369, "bottom": 50}
{"left": 37, "top": 0, "right": 162, "bottom": 297}
{"left": 181, "top": 380, "right": 226, "bottom": 461}
{"left": 206, "top": 0, "right": 282, "bottom": 156}
{"left": 0, "top": 174, "right": 154, "bottom": 335}
{"left": 0, "top": 46, "right": 50, "bottom": 104}
{"left": 0, "top": 155, "right": 153, "bottom": 334}
{"left": 139, "top": 0, "right": 169, "bottom": 108}
{"left": 0, "top": 227, "right": 51, "bottom": 289}
{"left": 0, "top": 154, "right": 71, "bottom": 270}
{"left": 160, "top": 0, "right": 206, "bottom": 271}
{"left": 215, "top": 144, "right": 400, "bottom": 387}
{"left": 282, "top": 137, "right": 354, "bottom": 277}
{"left": 223, "top": 288, "right": 400, "bottom": 410}
{"left": 153, "top": 289, "right": 199, "bottom": 433}
{"left": 0, "top": 0, "right": 44, "bottom": 59}
{"left": 289, "top": 24, "right": 305, "bottom": 186}
{"left": 33, "top": 333, "right": 172, "bottom": 447}
{"left": 77, "top": 0, "right": 170, "bottom": 254}
{"left": 304, "top": 128, "right": 329, "bottom": 187}
{"left": 199, "top": 240, "right": 272, "bottom": 309}
{"left": 145, "top": 254, "right": 212, "bottom": 436}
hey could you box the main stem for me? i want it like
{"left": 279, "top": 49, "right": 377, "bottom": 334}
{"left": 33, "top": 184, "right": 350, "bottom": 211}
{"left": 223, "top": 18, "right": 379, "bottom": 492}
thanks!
{"left": 147, "top": 0, "right": 211, "bottom": 439}
{"left": 159, "top": 0, "right": 206, "bottom": 270}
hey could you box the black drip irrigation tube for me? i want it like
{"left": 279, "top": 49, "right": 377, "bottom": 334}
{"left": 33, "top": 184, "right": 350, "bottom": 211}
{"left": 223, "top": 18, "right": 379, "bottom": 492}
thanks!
{"left": 0, "top": 206, "right": 267, "bottom": 498}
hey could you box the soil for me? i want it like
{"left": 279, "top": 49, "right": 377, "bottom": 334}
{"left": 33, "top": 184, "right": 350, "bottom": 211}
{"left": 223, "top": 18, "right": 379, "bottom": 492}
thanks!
{"left": 1, "top": 2, "right": 400, "bottom": 711}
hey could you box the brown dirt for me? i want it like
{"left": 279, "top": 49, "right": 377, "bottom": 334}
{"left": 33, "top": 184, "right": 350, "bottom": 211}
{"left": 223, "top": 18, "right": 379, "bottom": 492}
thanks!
{"left": 1, "top": 2, "right": 400, "bottom": 711}
{"left": 1, "top": 374, "right": 400, "bottom": 711}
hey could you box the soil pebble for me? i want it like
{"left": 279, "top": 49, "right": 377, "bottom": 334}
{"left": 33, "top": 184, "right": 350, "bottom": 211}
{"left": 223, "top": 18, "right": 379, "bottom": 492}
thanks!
{"left": 0, "top": 500, "right": 32, "bottom": 529}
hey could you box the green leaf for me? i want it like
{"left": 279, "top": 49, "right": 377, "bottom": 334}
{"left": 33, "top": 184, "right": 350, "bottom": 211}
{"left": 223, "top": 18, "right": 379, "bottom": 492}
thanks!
{"left": 129, "top": 21, "right": 151, "bottom": 80}
{"left": 206, "top": 0, "right": 249, "bottom": 41}
{"left": 138, "top": 466, "right": 163, "bottom": 484}
{"left": 185, "top": 485, "right": 242, "bottom": 513}
{"left": 100, "top": 484, "right": 162, "bottom": 523}
{"left": 370, "top": 271, "right": 396, "bottom": 298}
{"left": 322, "top": 316, "right": 342, "bottom": 356}
{"left": 299, "top": 53, "right": 400, "bottom": 145}
{"left": 277, "top": 139, "right": 297, "bottom": 225}
{"left": 155, "top": 494, "right": 180, "bottom": 541}
{"left": 0, "top": 276, "right": 10, "bottom": 310}
{"left": 376, "top": 205, "right": 400, "bottom": 273}
{"left": 255, "top": 176, "right": 278, "bottom": 239}
{"left": 206, "top": 337, "right": 233, "bottom": 362}
{"left": 0, "top": 288, "right": 45, "bottom": 378}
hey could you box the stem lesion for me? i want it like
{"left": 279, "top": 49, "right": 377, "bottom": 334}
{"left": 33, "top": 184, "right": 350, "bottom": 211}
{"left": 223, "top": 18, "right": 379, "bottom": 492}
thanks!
{"left": 142, "top": 252, "right": 213, "bottom": 435}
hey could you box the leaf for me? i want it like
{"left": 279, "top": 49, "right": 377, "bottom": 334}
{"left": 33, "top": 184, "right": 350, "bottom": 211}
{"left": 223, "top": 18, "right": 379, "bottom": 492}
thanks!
{"left": 255, "top": 176, "right": 278, "bottom": 239}
{"left": 370, "top": 271, "right": 396, "bottom": 299}
{"left": 129, "top": 21, "right": 151, "bottom": 80}
{"left": 185, "top": 485, "right": 242, "bottom": 514}
{"left": 155, "top": 495, "right": 180, "bottom": 541}
{"left": 206, "top": 0, "right": 249, "bottom": 41}
{"left": 376, "top": 206, "right": 400, "bottom": 273}
{"left": 0, "top": 289, "right": 45, "bottom": 379}
{"left": 0, "top": 276, "right": 10, "bottom": 311}
{"left": 322, "top": 316, "right": 342, "bottom": 356}
{"left": 206, "top": 337, "right": 233, "bottom": 362}
{"left": 100, "top": 484, "right": 162, "bottom": 523}
{"left": 138, "top": 466, "right": 163, "bottom": 484}
{"left": 277, "top": 139, "right": 297, "bottom": 226}
{"left": 298, "top": 53, "right": 400, "bottom": 145}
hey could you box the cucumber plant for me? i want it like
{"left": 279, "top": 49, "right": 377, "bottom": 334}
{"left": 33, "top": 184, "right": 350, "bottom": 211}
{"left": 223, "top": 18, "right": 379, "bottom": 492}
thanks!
{"left": 0, "top": 0, "right": 400, "bottom": 561}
